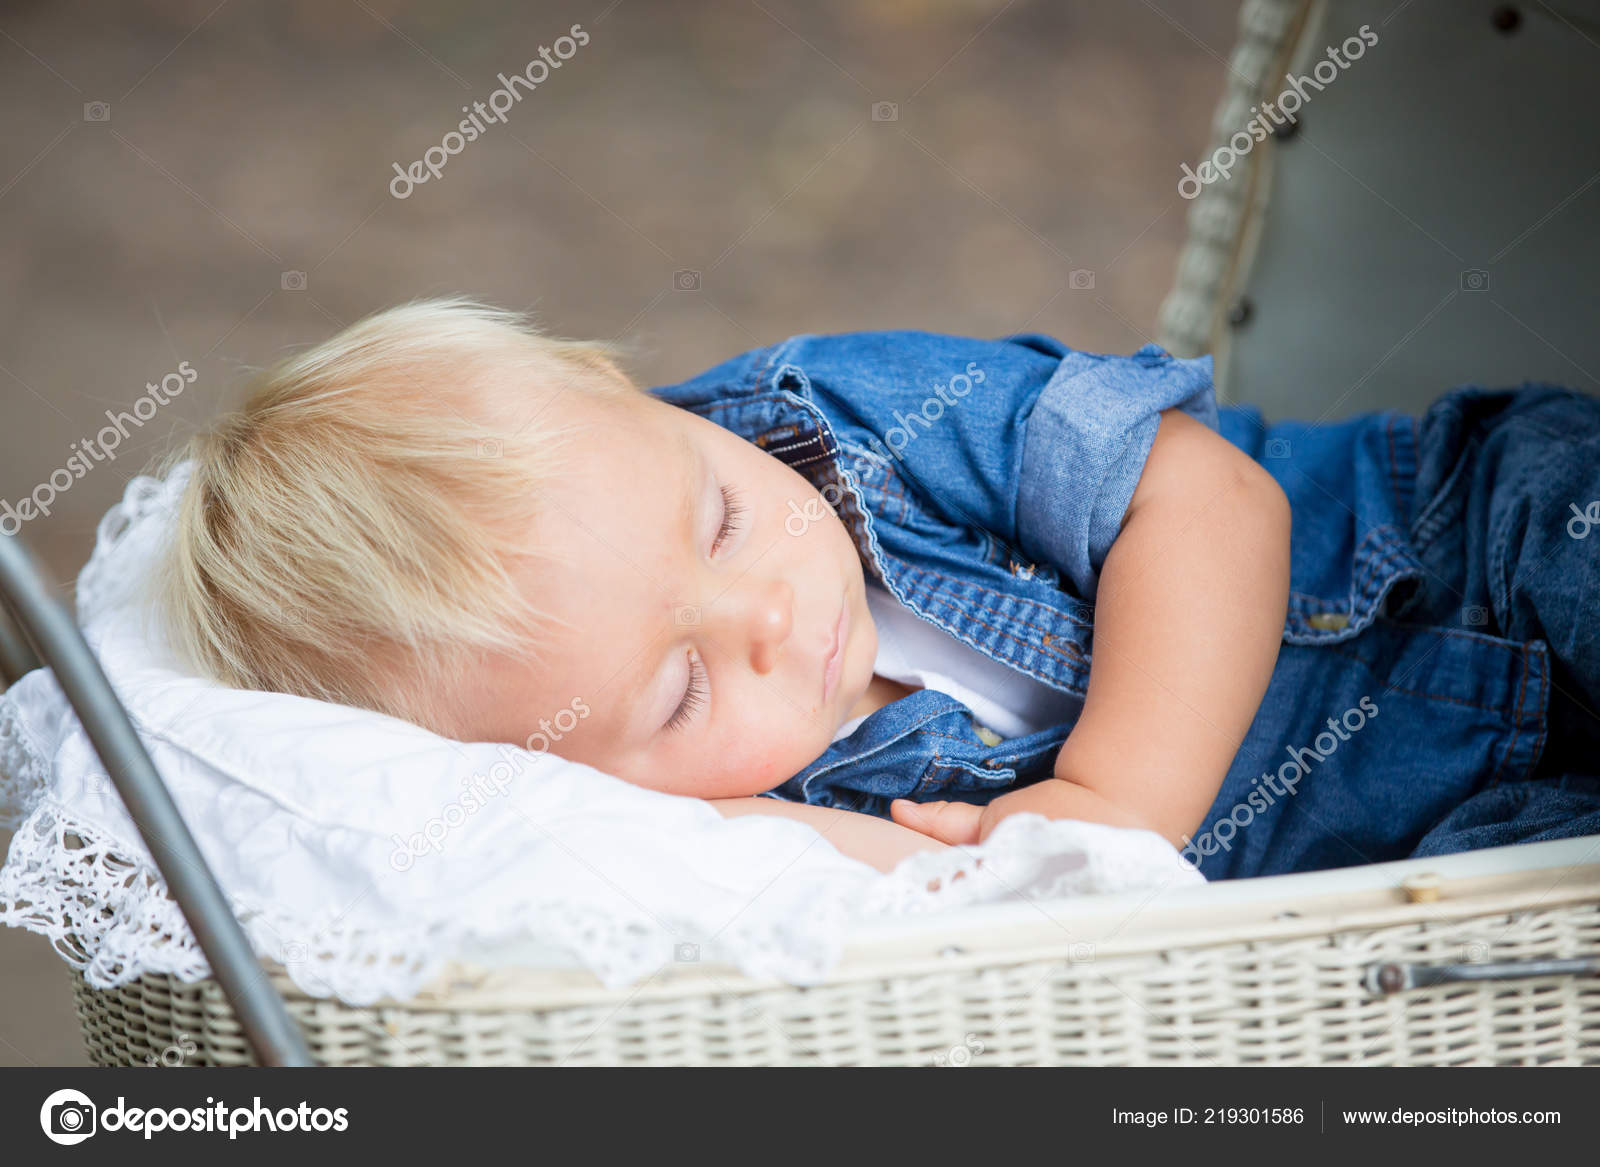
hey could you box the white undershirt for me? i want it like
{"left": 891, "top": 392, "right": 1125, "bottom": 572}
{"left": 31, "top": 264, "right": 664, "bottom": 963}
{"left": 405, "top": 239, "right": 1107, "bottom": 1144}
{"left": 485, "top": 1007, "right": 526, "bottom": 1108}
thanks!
{"left": 831, "top": 582, "right": 1082, "bottom": 743}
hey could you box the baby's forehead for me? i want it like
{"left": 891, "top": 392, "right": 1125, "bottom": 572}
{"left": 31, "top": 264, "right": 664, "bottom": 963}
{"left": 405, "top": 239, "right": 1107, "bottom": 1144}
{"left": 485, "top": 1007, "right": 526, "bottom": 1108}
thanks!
{"left": 516, "top": 408, "right": 685, "bottom": 571}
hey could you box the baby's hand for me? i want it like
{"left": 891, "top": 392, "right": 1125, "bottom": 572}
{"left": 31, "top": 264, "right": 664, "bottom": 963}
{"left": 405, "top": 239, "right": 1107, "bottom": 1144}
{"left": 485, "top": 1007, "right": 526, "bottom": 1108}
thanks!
{"left": 891, "top": 777, "right": 1159, "bottom": 847}
{"left": 889, "top": 797, "right": 988, "bottom": 846}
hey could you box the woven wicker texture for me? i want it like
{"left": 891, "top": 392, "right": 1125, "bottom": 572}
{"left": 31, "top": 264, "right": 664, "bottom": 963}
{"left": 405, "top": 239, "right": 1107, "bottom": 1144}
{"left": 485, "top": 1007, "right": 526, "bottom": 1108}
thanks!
{"left": 76, "top": 892, "right": 1600, "bottom": 1066}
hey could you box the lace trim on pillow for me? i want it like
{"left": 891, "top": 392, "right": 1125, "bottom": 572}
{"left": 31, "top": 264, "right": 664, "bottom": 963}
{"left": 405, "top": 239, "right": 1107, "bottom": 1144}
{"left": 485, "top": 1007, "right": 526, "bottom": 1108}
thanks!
{"left": 0, "top": 692, "right": 51, "bottom": 832}
{"left": 0, "top": 802, "right": 872, "bottom": 1000}
{"left": 858, "top": 814, "right": 1200, "bottom": 916}
{"left": 1, "top": 794, "right": 1195, "bottom": 1003}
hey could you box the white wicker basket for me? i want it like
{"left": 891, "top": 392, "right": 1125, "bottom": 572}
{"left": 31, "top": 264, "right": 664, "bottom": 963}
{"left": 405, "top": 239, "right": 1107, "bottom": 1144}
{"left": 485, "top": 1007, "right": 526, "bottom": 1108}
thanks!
{"left": 73, "top": 836, "right": 1600, "bottom": 1066}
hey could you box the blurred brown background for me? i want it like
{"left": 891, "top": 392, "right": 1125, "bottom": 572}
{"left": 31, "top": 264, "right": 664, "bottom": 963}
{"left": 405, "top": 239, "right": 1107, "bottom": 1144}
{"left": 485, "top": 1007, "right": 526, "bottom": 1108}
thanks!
{"left": 0, "top": 0, "right": 1236, "bottom": 1064}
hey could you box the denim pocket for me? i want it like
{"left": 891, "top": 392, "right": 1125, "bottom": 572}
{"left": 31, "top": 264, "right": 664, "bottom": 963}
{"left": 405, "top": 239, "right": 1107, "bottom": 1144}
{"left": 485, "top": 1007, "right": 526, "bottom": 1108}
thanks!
{"left": 1268, "top": 412, "right": 1426, "bottom": 647}
{"left": 912, "top": 756, "right": 1019, "bottom": 800}
{"left": 1282, "top": 523, "right": 1427, "bottom": 647}
{"left": 1192, "top": 617, "right": 1549, "bottom": 880}
{"left": 909, "top": 728, "right": 1065, "bottom": 805}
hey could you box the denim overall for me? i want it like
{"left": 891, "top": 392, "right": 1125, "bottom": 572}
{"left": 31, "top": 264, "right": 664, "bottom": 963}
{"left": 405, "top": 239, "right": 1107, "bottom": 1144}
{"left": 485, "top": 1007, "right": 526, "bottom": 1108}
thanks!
{"left": 653, "top": 332, "right": 1600, "bottom": 879}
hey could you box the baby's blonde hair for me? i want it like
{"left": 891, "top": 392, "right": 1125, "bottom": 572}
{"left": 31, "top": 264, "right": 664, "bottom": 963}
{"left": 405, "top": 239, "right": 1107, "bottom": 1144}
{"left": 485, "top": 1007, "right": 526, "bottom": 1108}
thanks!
{"left": 158, "top": 297, "right": 631, "bottom": 735}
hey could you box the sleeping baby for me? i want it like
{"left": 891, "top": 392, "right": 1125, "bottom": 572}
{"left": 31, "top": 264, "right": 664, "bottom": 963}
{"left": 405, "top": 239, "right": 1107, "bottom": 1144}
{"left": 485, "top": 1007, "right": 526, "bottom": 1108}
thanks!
{"left": 159, "top": 299, "right": 1600, "bottom": 876}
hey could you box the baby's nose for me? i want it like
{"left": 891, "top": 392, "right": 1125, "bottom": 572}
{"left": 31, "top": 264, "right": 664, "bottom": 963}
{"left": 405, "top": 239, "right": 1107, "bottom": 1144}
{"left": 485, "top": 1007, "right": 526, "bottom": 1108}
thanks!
{"left": 723, "top": 577, "right": 793, "bottom": 675}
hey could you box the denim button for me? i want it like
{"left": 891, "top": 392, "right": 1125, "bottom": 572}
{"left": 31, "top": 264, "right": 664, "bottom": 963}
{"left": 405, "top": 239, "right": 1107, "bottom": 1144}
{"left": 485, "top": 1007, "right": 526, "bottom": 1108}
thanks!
{"left": 1308, "top": 611, "right": 1350, "bottom": 631}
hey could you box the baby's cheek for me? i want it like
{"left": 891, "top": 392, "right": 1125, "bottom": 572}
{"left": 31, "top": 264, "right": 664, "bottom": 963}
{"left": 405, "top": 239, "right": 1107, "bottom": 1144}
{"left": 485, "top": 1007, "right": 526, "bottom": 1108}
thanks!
{"left": 708, "top": 730, "right": 809, "bottom": 797}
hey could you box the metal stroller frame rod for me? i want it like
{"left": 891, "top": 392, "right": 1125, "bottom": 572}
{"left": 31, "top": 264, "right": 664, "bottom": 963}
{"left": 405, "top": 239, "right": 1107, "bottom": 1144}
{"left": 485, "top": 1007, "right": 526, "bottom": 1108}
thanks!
{"left": 0, "top": 532, "right": 313, "bottom": 1067}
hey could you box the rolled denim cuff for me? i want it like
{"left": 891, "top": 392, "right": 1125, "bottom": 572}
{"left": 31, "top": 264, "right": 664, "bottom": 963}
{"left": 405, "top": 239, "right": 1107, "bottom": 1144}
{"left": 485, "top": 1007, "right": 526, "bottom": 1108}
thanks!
{"left": 1017, "top": 345, "right": 1217, "bottom": 600}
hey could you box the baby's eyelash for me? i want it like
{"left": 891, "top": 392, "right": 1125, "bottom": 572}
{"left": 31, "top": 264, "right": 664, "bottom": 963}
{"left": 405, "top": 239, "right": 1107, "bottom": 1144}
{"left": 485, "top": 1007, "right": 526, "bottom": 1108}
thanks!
{"left": 665, "top": 651, "right": 707, "bottom": 733}
{"left": 713, "top": 483, "right": 745, "bottom": 554}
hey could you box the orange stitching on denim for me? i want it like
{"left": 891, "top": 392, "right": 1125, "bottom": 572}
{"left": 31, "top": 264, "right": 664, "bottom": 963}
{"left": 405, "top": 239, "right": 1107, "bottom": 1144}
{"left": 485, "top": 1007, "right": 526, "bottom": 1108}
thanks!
{"left": 852, "top": 462, "right": 912, "bottom": 524}
{"left": 694, "top": 395, "right": 780, "bottom": 421}
{"left": 914, "top": 756, "right": 1011, "bottom": 797}
{"left": 897, "top": 573, "right": 1088, "bottom": 669}
{"left": 1288, "top": 524, "right": 1416, "bottom": 619}
{"left": 1526, "top": 649, "right": 1550, "bottom": 783}
{"left": 1486, "top": 644, "right": 1531, "bottom": 788}
{"left": 1387, "top": 417, "right": 1407, "bottom": 519}
{"left": 756, "top": 345, "right": 786, "bottom": 390}
{"left": 878, "top": 468, "right": 911, "bottom": 516}
{"left": 899, "top": 561, "right": 1093, "bottom": 634}
{"left": 1394, "top": 621, "right": 1530, "bottom": 649}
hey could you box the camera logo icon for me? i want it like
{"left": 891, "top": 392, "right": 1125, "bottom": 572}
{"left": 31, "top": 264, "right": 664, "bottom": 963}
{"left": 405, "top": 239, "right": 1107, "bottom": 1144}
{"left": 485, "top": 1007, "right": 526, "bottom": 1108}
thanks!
{"left": 1265, "top": 438, "right": 1292, "bottom": 459}
{"left": 40, "top": 1088, "right": 97, "bottom": 1145}
{"left": 1459, "top": 268, "right": 1490, "bottom": 292}
{"left": 1069, "top": 269, "right": 1095, "bottom": 290}
{"left": 281, "top": 270, "right": 308, "bottom": 291}
{"left": 871, "top": 101, "right": 899, "bottom": 122}
{"left": 476, "top": 438, "right": 504, "bottom": 459}
{"left": 1462, "top": 605, "right": 1489, "bottom": 627}
{"left": 674, "top": 942, "right": 700, "bottom": 962}
{"left": 673, "top": 604, "right": 701, "bottom": 626}
{"left": 83, "top": 102, "right": 111, "bottom": 122}
{"left": 673, "top": 269, "right": 702, "bottom": 291}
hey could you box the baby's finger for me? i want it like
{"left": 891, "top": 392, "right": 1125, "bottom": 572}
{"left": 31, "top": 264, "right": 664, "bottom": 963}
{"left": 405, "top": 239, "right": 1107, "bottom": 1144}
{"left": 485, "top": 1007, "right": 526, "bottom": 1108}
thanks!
{"left": 890, "top": 798, "right": 983, "bottom": 846}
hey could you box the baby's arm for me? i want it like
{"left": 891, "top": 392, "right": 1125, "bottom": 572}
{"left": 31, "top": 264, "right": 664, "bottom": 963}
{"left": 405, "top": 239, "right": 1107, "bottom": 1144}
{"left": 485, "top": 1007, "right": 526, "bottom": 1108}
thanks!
{"left": 710, "top": 798, "right": 949, "bottom": 873}
{"left": 892, "top": 408, "right": 1290, "bottom": 849}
